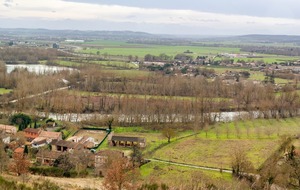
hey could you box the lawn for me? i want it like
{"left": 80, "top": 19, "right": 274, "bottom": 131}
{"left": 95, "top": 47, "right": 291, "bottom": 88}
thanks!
{"left": 0, "top": 88, "right": 12, "bottom": 95}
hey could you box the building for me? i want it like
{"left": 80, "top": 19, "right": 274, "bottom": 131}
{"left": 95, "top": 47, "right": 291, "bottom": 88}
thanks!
{"left": 31, "top": 137, "right": 48, "bottom": 148}
{"left": 30, "top": 130, "right": 62, "bottom": 148}
{"left": 0, "top": 124, "right": 17, "bottom": 134}
{"left": 38, "top": 131, "right": 62, "bottom": 141}
{"left": 67, "top": 135, "right": 98, "bottom": 149}
{"left": 108, "top": 134, "right": 146, "bottom": 148}
{"left": 24, "top": 128, "right": 41, "bottom": 141}
{"left": 51, "top": 140, "right": 84, "bottom": 152}
{"left": 14, "top": 147, "right": 24, "bottom": 157}
{"left": 36, "top": 150, "right": 63, "bottom": 166}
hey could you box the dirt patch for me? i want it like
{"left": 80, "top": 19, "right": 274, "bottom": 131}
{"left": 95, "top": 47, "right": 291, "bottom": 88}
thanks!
{"left": 2, "top": 173, "right": 103, "bottom": 190}
{"left": 74, "top": 129, "right": 107, "bottom": 142}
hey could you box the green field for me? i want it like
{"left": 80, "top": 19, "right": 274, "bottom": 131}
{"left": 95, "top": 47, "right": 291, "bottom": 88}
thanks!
{"left": 249, "top": 72, "right": 291, "bottom": 84}
{"left": 88, "top": 60, "right": 139, "bottom": 69}
{"left": 0, "top": 88, "right": 12, "bottom": 95}
{"left": 152, "top": 118, "right": 300, "bottom": 170}
{"left": 140, "top": 161, "right": 233, "bottom": 187}
{"left": 79, "top": 44, "right": 241, "bottom": 58}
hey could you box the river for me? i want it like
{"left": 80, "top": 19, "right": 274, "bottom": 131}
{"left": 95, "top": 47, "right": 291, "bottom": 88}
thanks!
{"left": 6, "top": 64, "right": 73, "bottom": 74}
{"left": 36, "top": 111, "right": 260, "bottom": 123}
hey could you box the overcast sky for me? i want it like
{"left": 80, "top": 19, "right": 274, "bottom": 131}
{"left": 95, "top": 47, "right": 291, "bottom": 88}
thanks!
{"left": 1, "top": 0, "right": 300, "bottom": 35}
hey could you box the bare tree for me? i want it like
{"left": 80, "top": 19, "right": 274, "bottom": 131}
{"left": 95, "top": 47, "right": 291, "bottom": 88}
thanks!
{"left": 103, "top": 158, "right": 138, "bottom": 190}
{"left": 162, "top": 127, "right": 177, "bottom": 143}
{"left": 231, "top": 147, "right": 254, "bottom": 177}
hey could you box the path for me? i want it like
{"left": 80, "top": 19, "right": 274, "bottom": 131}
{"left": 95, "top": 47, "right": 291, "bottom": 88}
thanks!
{"left": 4, "top": 86, "right": 70, "bottom": 104}
{"left": 147, "top": 158, "right": 232, "bottom": 173}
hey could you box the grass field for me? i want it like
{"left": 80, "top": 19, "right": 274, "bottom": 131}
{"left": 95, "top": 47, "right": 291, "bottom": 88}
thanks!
{"left": 0, "top": 88, "right": 12, "bottom": 95}
{"left": 88, "top": 60, "right": 139, "bottom": 69}
{"left": 55, "top": 60, "right": 81, "bottom": 67}
{"left": 140, "top": 161, "right": 233, "bottom": 187}
{"left": 249, "top": 71, "right": 291, "bottom": 84}
{"left": 79, "top": 44, "right": 241, "bottom": 58}
{"left": 152, "top": 118, "right": 300, "bottom": 169}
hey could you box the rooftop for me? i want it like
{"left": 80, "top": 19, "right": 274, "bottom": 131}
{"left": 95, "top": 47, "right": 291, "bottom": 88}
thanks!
{"left": 111, "top": 135, "right": 146, "bottom": 143}
{"left": 39, "top": 131, "right": 61, "bottom": 139}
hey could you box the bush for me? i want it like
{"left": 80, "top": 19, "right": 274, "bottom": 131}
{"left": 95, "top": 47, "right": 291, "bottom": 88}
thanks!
{"left": 30, "top": 166, "right": 89, "bottom": 178}
{"left": 30, "top": 166, "right": 64, "bottom": 177}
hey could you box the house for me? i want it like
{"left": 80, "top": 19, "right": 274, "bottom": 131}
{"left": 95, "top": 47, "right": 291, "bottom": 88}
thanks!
{"left": 94, "top": 150, "right": 125, "bottom": 176}
{"left": 108, "top": 134, "right": 146, "bottom": 148}
{"left": 31, "top": 137, "right": 48, "bottom": 148}
{"left": 0, "top": 124, "right": 17, "bottom": 134}
{"left": 67, "top": 135, "right": 97, "bottom": 149}
{"left": 51, "top": 140, "right": 84, "bottom": 152}
{"left": 36, "top": 150, "right": 63, "bottom": 166}
{"left": 38, "top": 131, "right": 62, "bottom": 141}
{"left": 30, "top": 130, "right": 62, "bottom": 148}
{"left": 24, "top": 128, "right": 41, "bottom": 141}
{"left": 14, "top": 147, "right": 24, "bottom": 157}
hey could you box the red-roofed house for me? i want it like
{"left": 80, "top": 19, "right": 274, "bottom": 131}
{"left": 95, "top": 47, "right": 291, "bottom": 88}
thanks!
{"left": 24, "top": 128, "right": 41, "bottom": 141}
{"left": 14, "top": 147, "right": 24, "bottom": 157}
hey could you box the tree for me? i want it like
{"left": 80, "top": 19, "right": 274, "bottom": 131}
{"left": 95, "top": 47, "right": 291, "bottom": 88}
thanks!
{"left": 9, "top": 113, "right": 32, "bottom": 131}
{"left": 287, "top": 158, "right": 300, "bottom": 187}
{"left": 103, "top": 158, "right": 137, "bottom": 190}
{"left": 106, "top": 117, "right": 114, "bottom": 131}
{"left": 23, "top": 145, "right": 29, "bottom": 155}
{"left": 162, "top": 127, "right": 177, "bottom": 143}
{"left": 130, "top": 145, "right": 143, "bottom": 167}
{"left": 231, "top": 147, "right": 254, "bottom": 177}
{"left": 54, "top": 153, "right": 74, "bottom": 176}
{"left": 9, "top": 153, "right": 30, "bottom": 177}
{"left": 0, "top": 141, "right": 8, "bottom": 173}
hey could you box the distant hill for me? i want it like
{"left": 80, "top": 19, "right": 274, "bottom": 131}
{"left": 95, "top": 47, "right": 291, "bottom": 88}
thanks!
{"left": 1, "top": 28, "right": 300, "bottom": 45}
{"left": 210, "top": 34, "right": 300, "bottom": 44}
{"left": 0, "top": 28, "right": 156, "bottom": 41}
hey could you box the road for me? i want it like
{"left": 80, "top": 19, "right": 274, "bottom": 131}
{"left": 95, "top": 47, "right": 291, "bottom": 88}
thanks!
{"left": 2, "top": 86, "right": 71, "bottom": 104}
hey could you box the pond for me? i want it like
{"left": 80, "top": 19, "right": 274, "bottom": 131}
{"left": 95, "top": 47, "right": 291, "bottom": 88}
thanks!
{"left": 6, "top": 64, "right": 73, "bottom": 74}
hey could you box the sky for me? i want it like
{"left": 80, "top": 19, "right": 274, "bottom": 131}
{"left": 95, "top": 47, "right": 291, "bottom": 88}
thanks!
{"left": 1, "top": 0, "right": 300, "bottom": 35}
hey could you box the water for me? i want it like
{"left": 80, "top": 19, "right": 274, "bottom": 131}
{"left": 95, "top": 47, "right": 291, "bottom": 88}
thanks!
{"left": 36, "top": 111, "right": 260, "bottom": 123}
{"left": 6, "top": 64, "right": 73, "bottom": 74}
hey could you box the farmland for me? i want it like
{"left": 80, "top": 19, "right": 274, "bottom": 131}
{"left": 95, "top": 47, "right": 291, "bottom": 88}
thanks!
{"left": 150, "top": 118, "right": 300, "bottom": 169}
{"left": 78, "top": 43, "right": 241, "bottom": 57}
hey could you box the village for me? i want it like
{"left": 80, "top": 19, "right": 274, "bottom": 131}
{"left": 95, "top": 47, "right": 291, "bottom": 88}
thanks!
{"left": 0, "top": 117, "right": 146, "bottom": 178}
{"left": 142, "top": 52, "right": 300, "bottom": 85}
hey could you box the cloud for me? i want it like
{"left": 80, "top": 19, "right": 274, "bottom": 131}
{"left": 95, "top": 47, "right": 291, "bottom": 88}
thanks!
{"left": 0, "top": 0, "right": 300, "bottom": 34}
{"left": 3, "top": 0, "right": 13, "bottom": 8}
